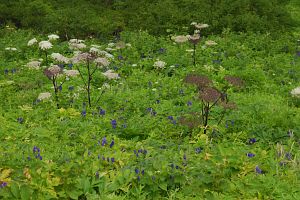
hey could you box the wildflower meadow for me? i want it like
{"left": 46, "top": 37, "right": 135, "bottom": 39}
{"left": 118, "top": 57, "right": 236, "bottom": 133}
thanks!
{"left": 1, "top": 1, "right": 300, "bottom": 199}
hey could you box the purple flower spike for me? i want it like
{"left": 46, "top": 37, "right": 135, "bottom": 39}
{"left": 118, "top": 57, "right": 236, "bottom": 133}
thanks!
{"left": 110, "top": 140, "right": 114, "bottom": 148}
{"left": 101, "top": 137, "right": 107, "bottom": 146}
{"left": 255, "top": 166, "right": 263, "bottom": 174}
{"left": 246, "top": 153, "right": 255, "bottom": 158}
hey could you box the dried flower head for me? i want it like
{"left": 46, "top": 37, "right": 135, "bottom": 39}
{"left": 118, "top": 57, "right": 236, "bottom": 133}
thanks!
{"left": 188, "top": 34, "right": 201, "bottom": 45}
{"left": 27, "top": 38, "right": 38, "bottom": 46}
{"left": 219, "top": 101, "right": 237, "bottom": 110}
{"left": 44, "top": 65, "right": 61, "bottom": 79}
{"left": 71, "top": 53, "right": 90, "bottom": 64}
{"left": 172, "top": 35, "right": 189, "bottom": 43}
{"left": 184, "top": 74, "right": 212, "bottom": 88}
{"left": 179, "top": 114, "right": 202, "bottom": 129}
{"left": 199, "top": 87, "right": 221, "bottom": 102}
{"left": 39, "top": 41, "right": 52, "bottom": 50}
{"left": 224, "top": 75, "right": 244, "bottom": 87}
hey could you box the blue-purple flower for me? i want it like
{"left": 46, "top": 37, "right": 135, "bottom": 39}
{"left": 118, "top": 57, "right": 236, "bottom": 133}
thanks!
{"left": 249, "top": 138, "right": 257, "bottom": 144}
{"left": 110, "top": 140, "right": 114, "bottom": 148}
{"left": 255, "top": 166, "right": 263, "bottom": 174}
{"left": 0, "top": 182, "right": 7, "bottom": 188}
{"left": 101, "top": 137, "right": 107, "bottom": 146}
{"left": 246, "top": 153, "right": 255, "bottom": 158}
{"left": 111, "top": 157, "right": 115, "bottom": 163}
{"left": 111, "top": 119, "right": 117, "bottom": 129}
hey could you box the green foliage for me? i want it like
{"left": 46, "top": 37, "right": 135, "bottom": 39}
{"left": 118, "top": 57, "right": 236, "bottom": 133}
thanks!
{"left": 0, "top": 27, "right": 300, "bottom": 199}
{"left": 0, "top": 0, "right": 295, "bottom": 38}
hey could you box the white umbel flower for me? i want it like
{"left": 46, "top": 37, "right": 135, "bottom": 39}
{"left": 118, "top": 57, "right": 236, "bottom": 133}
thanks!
{"left": 205, "top": 40, "right": 217, "bottom": 46}
{"left": 64, "top": 70, "right": 79, "bottom": 77}
{"left": 39, "top": 41, "right": 52, "bottom": 50}
{"left": 172, "top": 35, "right": 189, "bottom": 43}
{"left": 95, "top": 57, "right": 110, "bottom": 67}
{"left": 48, "top": 65, "right": 61, "bottom": 75}
{"left": 90, "top": 47, "right": 101, "bottom": 54}
{"left": 107, "top": 43, "right": 115, "bottom": 47}
{"left": 5, "top": 47, "right": 17, "bottom": 51}
{"left": 69, "top": 42, "right": 86, "bottom": 50}
{"left": 26, "top": 61, "right": 41, "bottom": 69}
{"left": 153, "top": 60, "right": 166, "bottom": 69}
{"left": 38, "top": 92, "right": 51, "bottom": 100}
{"left": 69, "top": 39, "right": 85, "bottom": 43}
{"left": 291, "top": 87, "right": 300, "bottom": 98}
{"left": 28, "top": 38, "right": 38, "bottom": 46}
{"left": 194, "top": 23, "right": 209, "bottom": 29}
{"left": 48, "top": 34, "right": 60, "bottom": 41}
{"left": 51, "top": 53, "right": 69, "bottom": 63}
{"left": 102, "top": 70, "right": 119, "bottom": 80}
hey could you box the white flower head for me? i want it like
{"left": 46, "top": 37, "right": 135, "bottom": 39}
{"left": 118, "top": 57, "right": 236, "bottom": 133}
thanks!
{"left": 95, "top": 57, "right": 110, "bottom": 67}
{"left": 107, "top": 43, "right": 115, "bottom": 47}
{"left": 172, "top": 35, "right": 189, "bottom": 43}
{"left": 5, "top": 47, "right": 17, "bottom": 51}
{"left": 69, "top": 39, "right": 85, "bottom": 44}
{"left": 191, "top": 22, "right": 197, "bottom": 26}
{"left": 71, "top": 52, "right": 90, "bottom": 64}
{"left": 205, "top": 40, "right": 217, "bottom": 46}
{"left": 48, "top": 65, "right": 61, "bottom": 76}
{"left": 48, "top": 34, "right": 60, "bottom": 41}
{"left": 69, "top": 42, "right": 86, "bottom": 50}
{"left": 64, "top": 69, "right": 80, "bottom": 77}
{"left": 38, "top": 92, "right": 51, "bottom": 100}
{"left": 28, "top": 38, "right": 38, "bottom": 46}
{"left": 39, "top": 41, "right": 52, "bottom": 50}
{"left": 90, "top": 47, "right": 101, "bottom": 54}
{"left": 51, "top": 53, "right": 69, "bottom": 63}
{"left": 153, "top": 60, "right": 166, "bottom": 69}
{"left": 194, "top": 23, "right": 209, "bottom": 29}
{"left": 26, "top": 61, "right": 41, "bottom": 69}
{"left": 116, "top": 41, "right": 126, "bottom": 49}
{"left": 291, "top": 87, "right": 300, "bottom": 98}
{"left": 126, "top": 43, "right": 132, "bottom": 47}
{"left": 102, "top": 70, "right": 119, "bottom": 80}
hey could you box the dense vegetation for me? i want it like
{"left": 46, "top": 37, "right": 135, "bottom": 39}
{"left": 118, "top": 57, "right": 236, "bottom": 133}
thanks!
{"left": 1, "top": 0, "right": 300, "bottom": 199}
{"left": 0, "top": 0, "right": 295, "bottom": 38}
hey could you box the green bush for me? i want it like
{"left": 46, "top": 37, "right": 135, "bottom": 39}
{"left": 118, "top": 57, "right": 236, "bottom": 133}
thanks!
{"left": 0, "top": 0, "right": 295, "bottom": 38}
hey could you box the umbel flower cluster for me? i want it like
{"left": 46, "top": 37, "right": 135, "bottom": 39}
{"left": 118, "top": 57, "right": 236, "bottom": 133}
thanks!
{"left": 181, "top": 74, "right": 243, "bottom": 134}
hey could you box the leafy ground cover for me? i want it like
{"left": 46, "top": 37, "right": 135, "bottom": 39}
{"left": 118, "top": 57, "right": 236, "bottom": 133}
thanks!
{"left": 0, "top": 26, "right": 300, "bottom": 199}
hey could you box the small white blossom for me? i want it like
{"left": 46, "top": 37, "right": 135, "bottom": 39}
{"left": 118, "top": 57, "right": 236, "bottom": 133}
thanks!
{"left": 51, "top": 53, "right": 69, "bottom": 63}
{"left": 26, "top": 61, "right": 41, "bottom": 69}
{"left": 39, "top": 41, "right": 52, "bottom": 50}
{"left": 38, "top": 92, "right": 51, "bottom": 100}
{"left": 5, "top": 47, "right": 17, "bottom": 51}
{"left": 107, "top": 43, "right": 115, "bottom": 47}
{"left": 27, "top": 38, "right": 38, "bottom": 46}
{"left": 205, "top": 40, "right": 217, "bottom": 46}
{"left": 194, "top": 23, "right": 209, "bottom": 29}
{"left": 291, "top": 87, "right": 300, "bottom": 98}
{"left": 191, "top": 22, "right": 197, "bottom": 26}
{"left": 95, "top": 57, "right": 110, "bottom": 67}
{"left": 48, "top": 34, "right": 60, "bottom": 41}
{"left": 153, "top": 60, "right": 166, "bottom": 69}
{"left": 102, "top": 70, "right": 119, "bottom": 80}
{"left": 132, "top": 64, "right": 137, "bottom": 67}
{"left": 69, "top": 39, "right": 85, "bottom": 43}
{"left": 64, "top": 69, "right": 80, "bottom": 77}
{"left": 90, "top": 47, "right": 101, "bottom": 54}
{"left": 172, "top": 35, "right": 189, "bottom": 43}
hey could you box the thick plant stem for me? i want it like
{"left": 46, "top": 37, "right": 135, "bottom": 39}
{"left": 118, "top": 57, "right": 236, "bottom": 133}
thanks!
{"left": 203, "top": 103, "right": 209, "bottom": 134}
{"left": 52, "top": 76, "right": 59, "bottom": 109}
{"left": 87, "top": 60, "right": 92, "bottom": 108}
{"left": 193, "top": 44, "right": 196, "bottom": 66}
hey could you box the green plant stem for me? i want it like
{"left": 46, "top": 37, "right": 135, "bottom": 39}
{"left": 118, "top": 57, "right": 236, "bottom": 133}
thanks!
{"left": 87, "top": 60, "right": 92, "bottom": 108}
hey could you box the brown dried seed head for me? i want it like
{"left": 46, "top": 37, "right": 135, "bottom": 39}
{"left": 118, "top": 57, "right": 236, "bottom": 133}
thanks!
{"left": 184, "top": 74, "right": 212, "bottom": 88}
{"left": 224, "top": 75, "right": 244, "bottom": 87}
{"left": 179, "top": 114, "right": 202, "bottom": 129}
{"left": 219, "top": 101, "right": 237, "bottom": 109}
{"left": 199, "top": 87, "right": 221, "bottom": 102}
